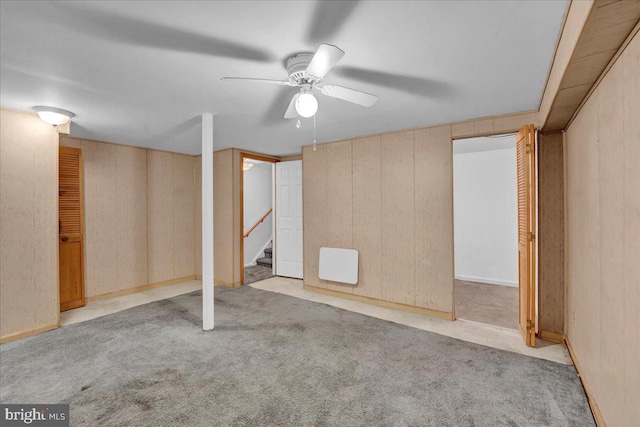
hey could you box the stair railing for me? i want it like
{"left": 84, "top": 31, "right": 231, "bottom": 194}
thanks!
{"left": 243, "top": 209, "right": 273, "bottom": 238}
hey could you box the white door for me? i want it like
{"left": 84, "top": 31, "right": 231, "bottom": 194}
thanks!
{"left": 275, "top": 160, "right": 303, "bottom": 278}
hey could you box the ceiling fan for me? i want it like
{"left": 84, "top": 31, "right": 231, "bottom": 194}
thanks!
{"left": 222, "top": 44, "right": 378, "bottom": 119}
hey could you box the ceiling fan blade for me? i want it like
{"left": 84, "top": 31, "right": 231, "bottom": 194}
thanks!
{"left": 221, "top": 77, "right": 295, "bottom": 86}
{"left": 317, "top": 85, "right": 377, "bottom": 107}
{"left": 50, "top": 3, "right": 275, "bottom": 63}
{"left": 261, "top": 87, "right": 299, "bottom": 126}
{"left": 332, "top": 66, "right": 455, "bottom": 98}
{"left": 306, "top": 1, "right": 360, "bottom": 44}
{"left": 306, "top": 44, "right": 345, "bottom": 79}
{"left": 284, "top": 93, "right": 301, "bottom": 119}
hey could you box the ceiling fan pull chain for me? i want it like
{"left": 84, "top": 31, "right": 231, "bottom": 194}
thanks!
{"left": 313, "top": 114, "right": 317, "bottom": 151}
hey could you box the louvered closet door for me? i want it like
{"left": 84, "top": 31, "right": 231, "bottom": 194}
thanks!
{"left": 59, "top": 146, "right": 85, "bottom": 311}
{"left": 516, "top": 125, "right": 536, "bottom": 347}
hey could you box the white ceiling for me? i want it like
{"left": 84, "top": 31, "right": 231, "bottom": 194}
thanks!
{"left": 0, "top": 1, "right": 567, "bottom": 156}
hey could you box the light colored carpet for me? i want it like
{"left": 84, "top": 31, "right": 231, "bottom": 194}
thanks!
{"left": 0, "top": 286, "right": 593, "bottom": 426}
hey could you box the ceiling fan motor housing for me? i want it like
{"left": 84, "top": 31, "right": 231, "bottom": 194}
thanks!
{"left": 287, "top": 53, "right": 320, "bottom": 85}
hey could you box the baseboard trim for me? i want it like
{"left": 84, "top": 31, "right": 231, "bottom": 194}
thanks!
{"left": 214, "top": 279, "right": 242, "bottom": 288}
{"left": 565, "top": 337, "right": 606, "bottom": 427}
{"left": 303, "top": 285, "right": 454, "bottom": 320}
{"left": 455, "top": 275, "right": 518, "bottom": 287}
{"left": 86, "top": 276, "right": 198, "bottom": 303}
{"left": 0, "top": 322, "right": 58, "bottom": 344}
{"left": 539, "top": 330, "right": 565, "bottom": 344}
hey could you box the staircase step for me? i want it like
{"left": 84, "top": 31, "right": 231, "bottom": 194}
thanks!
{"left": 264, "top": 247, "right": 272, "bottom": 258}
{"left": 256, "top": 257, "right": 272, "bottom": 267}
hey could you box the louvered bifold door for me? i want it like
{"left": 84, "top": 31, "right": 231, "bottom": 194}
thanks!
{"left": 59, "top": 146, "right": 85, "bottom": 311}
{"left": 516, "top": 125, "right": 536, "bottom": 347}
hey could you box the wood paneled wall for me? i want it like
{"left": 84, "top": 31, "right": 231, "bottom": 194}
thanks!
{"left": 147, "top": 151, "right": 196, "bottom": 283}
{"left": 538, "top": 132, "right": 565, "bottom": 336}
{"left": 212, "top": 149, "right": 239, "bottom": 286}
{"left": 565, "top": 32, "right": 639, "bottom": 427}
{"left": 61, "top": 137, "right": 196, "bottom": 298}
{"left": 194, "top": 155, "right": 202, "bottom": 277}
{"left": 147, "top": 151, "right": 173, "bottom": 283}
{"left": 0, "top": 109, "right": 59, "bottom": 339}
{"left": 303, "top": 126, "right": 454, "bottom": 316}
{"left": 62, "top": 138, "right": 148, "bottom": 297}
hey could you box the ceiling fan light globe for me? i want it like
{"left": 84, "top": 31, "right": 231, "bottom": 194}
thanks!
{"left": 295, "top": 93, "right": 318, "bottom": 118}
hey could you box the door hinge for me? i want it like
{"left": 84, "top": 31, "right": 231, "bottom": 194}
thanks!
{"left": 527, "top": 320, "right": 535, "bottom": 330}
{"left": 526, "top": 144, "right": 533, "bottom": 153}
{"left": 528, "top": 232, "right": 535, "bottom": 241}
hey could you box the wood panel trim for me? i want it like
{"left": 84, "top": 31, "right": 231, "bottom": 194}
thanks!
{"left": 237, "top": 151, "right": 242, "bottom": 287}
{"left": 0, "top": 323, "right": 58, "bottom": 344}
{"left": 538, "top": 0, "right": 594, "bottom": 126}
{"left": 537, "top": 0, "right": 572, "bottom": 110}
{"left": 565, "top": 21, "right": 640, "bottom": 130}
{"left": 448, "top": 126, "right": 456, "bottom": 319}
{"left": 301, "top": 110, "right": 539, "bottom": 150}
{"left": 565, "top": 337, "right": 606, "bottom": 427}
{"left": 562, "top": 131, "right": 569, "bottom": 338}
{"left": 56, "top": 121, "right": 71, "bottom": 135}
{"left": 304, "top": 285, "right": 454, "bottom": 320}
{"left": 0, "top": 106, "right": 40, "bottom": 117}
{"left": 214, "top": 279, "right": 242, "bottom": 288}
{"left": 280, "top": 154, "right": 302, "bottom": 161}
{"left": 61, "top": 135, "right": 200, "bottom": 158}
{"left": 539, "top": 330, "right": 565, "bottom": 344}
{"left": 542, "top": 1, "right": 640, "bottom": 131}
{"left": 85, "top": 276, "right": 198, "bottom": 303}
{"left": 242, "top": 152, "right": 279, "bottom": 163}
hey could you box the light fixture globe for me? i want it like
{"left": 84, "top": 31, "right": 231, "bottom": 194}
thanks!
{"left": 33, "top": 106, "right": 75, "bottom": 126}
{"left": 295, "top": 92, "right": 318, "bottom": 118}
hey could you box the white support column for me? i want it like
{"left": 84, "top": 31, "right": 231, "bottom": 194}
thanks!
{"left": 202, "top": 113, "right": 214, "bottom": 330}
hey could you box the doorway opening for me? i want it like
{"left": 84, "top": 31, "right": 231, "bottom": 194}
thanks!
{"left": 241, "top": 154, "right": 276, "bottom": 285}
{"left": 453, "top": 134, "right": 520, "bottom": 330}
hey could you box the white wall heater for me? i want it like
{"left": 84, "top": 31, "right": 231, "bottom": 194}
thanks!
{"left": 318, "top": 247, "right": 359, "bottom": 285}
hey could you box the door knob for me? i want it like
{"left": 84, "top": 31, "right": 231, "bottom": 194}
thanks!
{"left": 61, "top": 237, "right": 68, "bottom": 242}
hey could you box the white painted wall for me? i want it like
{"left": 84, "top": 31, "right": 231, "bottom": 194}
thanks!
{"left": 243, "top": 162, "right": 273, "bottom": 266}
{"left": 453, "top": 143, "right": 518, "bottom": 287}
